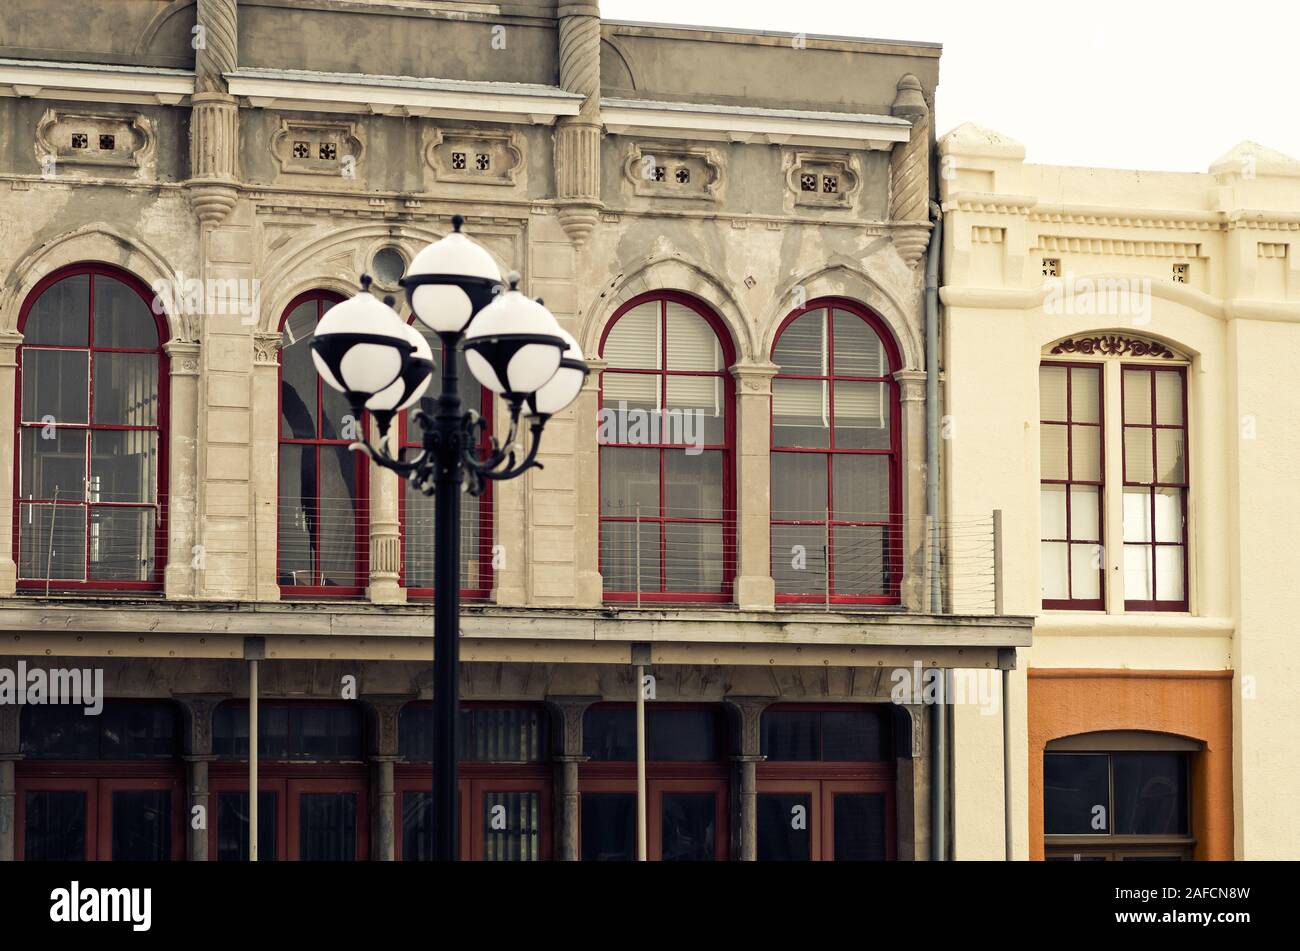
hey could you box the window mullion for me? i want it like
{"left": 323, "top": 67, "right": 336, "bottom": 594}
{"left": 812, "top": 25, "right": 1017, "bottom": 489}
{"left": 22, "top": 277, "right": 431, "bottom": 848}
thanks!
{"left": 1102, "top": 362, "right": 1124, "bottom": 613}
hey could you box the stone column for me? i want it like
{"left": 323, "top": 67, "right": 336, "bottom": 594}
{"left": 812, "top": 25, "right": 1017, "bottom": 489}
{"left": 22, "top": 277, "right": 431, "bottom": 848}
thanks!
{"left": 176, "top": 694, "right": 225, "bottom": 862}
{"left": 547, "top": 696, "right": 597, "bottom": 861}
{"left": 189, "top": 0, "right": 239, "bottom": 227}
{"left": 889, "top": 74, "right": 933, "bottom": 268}
{"left": 164, "top": 341, "right": 201, "bottom": 598}
{"left": 367, "top": 421, "right": 404, "bottom": 604}
{"left": 0, "top": 704, "right": 19, "bottom": 861}
{"left": 365, "top": 697, "right": 406, "bottom": 861}
{"left": 572, "top": 358, "right": 604, "bottom": 605}
{"left": 731, "top": 363, "right": 778, "bottom": 610}
{"left": 251, "top": 334, "right": 282, "bottom": 600}
{"left": 554, "top": 3, "right": 603, "bottom": 247}
{"left": 0, "top": 332, "right": 22, "bottom": 595}
{"left": 724, "top": 696, "right": 770, "bottom": 861}
{"left": 894, "top": 369, "right": 928, "bottom": 611}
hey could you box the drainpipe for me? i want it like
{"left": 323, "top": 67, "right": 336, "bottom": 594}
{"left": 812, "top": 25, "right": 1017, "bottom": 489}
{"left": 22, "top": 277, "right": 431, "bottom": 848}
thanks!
{"left": 924, "top": 200, "right": 946, "bottom": 861}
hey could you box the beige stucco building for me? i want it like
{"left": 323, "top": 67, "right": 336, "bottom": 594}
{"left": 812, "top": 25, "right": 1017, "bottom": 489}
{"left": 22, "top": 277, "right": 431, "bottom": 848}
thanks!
{"left": 939, "top": 124, "right": 1300, "bottom": 860}
{"left": 0, "top": 1, "right": 1033, "bottom": 862}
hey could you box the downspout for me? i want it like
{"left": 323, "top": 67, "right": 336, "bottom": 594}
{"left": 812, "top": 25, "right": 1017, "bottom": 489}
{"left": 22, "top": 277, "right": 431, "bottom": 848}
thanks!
{"left": 925, "top": 200, "right": 946, "bottom": 861}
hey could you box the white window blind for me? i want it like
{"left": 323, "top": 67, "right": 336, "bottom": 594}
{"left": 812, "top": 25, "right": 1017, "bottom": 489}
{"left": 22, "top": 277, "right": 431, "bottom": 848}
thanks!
{"left": 603, "top": 302, "right": 660, "bottom": 370}
{"left": 664, "top": 301, "right": 721, "bottom": 416}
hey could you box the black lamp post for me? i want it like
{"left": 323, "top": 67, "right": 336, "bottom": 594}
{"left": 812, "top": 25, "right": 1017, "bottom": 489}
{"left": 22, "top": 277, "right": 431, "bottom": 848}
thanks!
{"left": 309, "top": 215, "right": 587, "bottom": 860}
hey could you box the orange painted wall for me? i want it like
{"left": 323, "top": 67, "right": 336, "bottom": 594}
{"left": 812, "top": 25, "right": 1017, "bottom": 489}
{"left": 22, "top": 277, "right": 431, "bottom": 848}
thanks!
{"left": 1027, "top": 669, "right": 1234, "bottom": 861}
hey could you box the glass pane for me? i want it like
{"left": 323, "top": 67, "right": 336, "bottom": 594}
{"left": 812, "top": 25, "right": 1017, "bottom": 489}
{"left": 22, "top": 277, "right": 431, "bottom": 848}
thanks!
{"left": 664, "top": 451, "right": 722, "bottom": 519}
{"left": 20, "top": 705, "right": 97, "bottom": 758}
{"left": 92, "top": 352, "right": 158, "bottom": 426}
{"left": 1040, "top": 423, "right": 1067, "bottom": 480}
{"left": 22, "top": 349, "right": 89, "bottom": 424}
{"left": 1041, "top": 541, "right": 1068, "bottom": 600}
{"left": 1113, "top": 752, "right": 1188, "bottom": 835}
{"left": 294, "top": 706, "right": 363, "bottom": 760}
{"left": 1043, "top": 753, "right": 1110, "bottom": 834}
{"left": 833, "top": 382, "right": 890, "bottom": 449}
{"left": 1072, "top": 425, "right": 1100, "bottom": 482}
{"left": 1070, "top": 544, "right": 1101, "bottom": 600}
{"left": 1155, "top": 546, "right": 1185, "bottom": 602}
{"left": 100, "top": 703, "right": 178, "bottom": 758}
{"left": 24, "top": 274, "right": 90, "bottom": 346}
{"left": 1039, "top": 365, "right": 1067, "bottom": 420}
{"left": 832, "top": 454, "right": 889, "bottom": 521}
{"left": 1070, "top": 366, "right": 1100, "bottom": 423}
{"left": 1124, "top": 428, "right": 1153, "bottom": 484}
{"left": 1124, "top": 544, "right": 1153, "bottom": 601}
{"left": 772, "top": 379, "right": 829, "bottom": 447}
{"left": 823, "top": 709, "right": 888, "bottom": 760}
{"left": 770, "top": 522, "right": 828, "bottom": 595}
{"left": 1040, "top": 485, "right": 1066, "bottom": 539}
{"left": 18, "top": 503, "right": 86, "bottom": 580}
{"left": 298, "top": 793, "right": 356, "bottom": 861}
{"left": 665, "top": 374, "right": 724, "bottom": 445}
{"left": 1155, "top": 371, "right": 1184, "bottom": 425}
{"left": 21, "top": 428, "right": 86, "bottom": 500}
{"left": 89, "top": 507, "right": 155, "bottom": 581}
{"left": 90, "top": 430, "right": 156, "bottom": 503}
{"left": 463, "top": 706, "right": 546, "bottom": 762}
{"left": 93, "top": 275, "right": 157, "bottom": 348}
{"left": 663, "top": 521, "right": 723, "bottom": 593}
{"left": 761, "top": 710, "right": 819, "bottom": 761}
{"left": 584, "top": 707, "right": 635, "bottom": 761}
{"left": 23, "top": 790, "right": 87, "bottom": 861}
{"left": 600, "top": 447, "right": 659, "bottom": 517}
{"left": 280, "top": 312, "right": 319, "bottom": 439}
{"left": 581, "top": 793, "right": 636, "bottom": 861}
{"left": 1123, "top": 370, "right": 1152, "bottom": 424}
{"left": 402, "top": 791, "right": 433, "bottom": 861}
{"left": 603, "top": 302, "right": 660, "bottom": 370}
{"left": 483, "top": 791, "right": 541, "bottom": 861}
{"left": 601, "top": 371, "right": 659, "bottom": 423}
{"left": 217, "top": 791, "right": 277, "bottom": 861}
{"left": 403, "top": 483, "right": 435, "bottom": 588}
{"left": 1070, "top": 486, "right": 1100, "bottom": 541}
{"left": 771, "top": 452, "right": 827, "bottom": 520}
{"left": 278, "top": 444, "right": 314, "bottom": 586}
{"left": 317, "top": 445, "right": 358, "bottom": 587}
{"left": 112, "top": 790, "right": 171, "bottom": 860}
{"left": 832, "top": 525, "right": 888, "bottom": 596}
{"left": 773, "top": 309, "right": 826, "bottom": 376}
{"left": 1157, "top": 429, "right": 1185, "bottom": 483}
{"left": 650, "top": 708, "right": 719, "bottom": 761}
{"left": 833, "top": 793, "right": 886, "bottom": 860}
{"left": 600, "top": 519, "right": 659, "bottom": 594}
{"left": 1154, "top": 488, "right": 1182, "bottom": 543}
{"left": 757, "top": 794, "right": 811, "bottom": 861}
{"left": 1123, "top": 488, "right": 1152, "bottom": 542}
{"left": 665, "top": 300, "right": 722, "bottom": 372}
{"left": 832, "top": 309, "right": 885, "bottom": 376}
{"left": 661, "top": 793, "right": 716, "bottom": 861}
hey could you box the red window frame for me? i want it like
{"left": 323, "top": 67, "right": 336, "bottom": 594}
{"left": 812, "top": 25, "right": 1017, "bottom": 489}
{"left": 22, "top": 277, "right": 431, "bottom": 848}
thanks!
{"left": 1121, "top": 365, "right": 1189, "bottom": 611}
{"left": 1040, "top": 361, "right": 1105, "bottom": 610}
{"left": 277, "top": 290, "right": 369, "bottom": 597}
{"left": 398, "top": 325, "right": 494, "bottom": 601}
{"left": 769, "top": 298, "right": 902, "bottom": 605}
{"left": 597, "top": 291, "right": 737, "bottom": 603}
{"left": 13, "top": 263, "right": 170, "bottom": 593}
{"left": 208, "top": 766, "right": 370, "bottom": 861}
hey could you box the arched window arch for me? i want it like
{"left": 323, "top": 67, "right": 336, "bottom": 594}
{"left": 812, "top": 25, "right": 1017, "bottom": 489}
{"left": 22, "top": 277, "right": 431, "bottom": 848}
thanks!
{"left": 278, "top": 290, "right": 368, "bottom": 596}
{"left": 14, "top": 264, "right": 168, "bottom": 591}
{"left": 769, "top": 299, "right": 901, "bottom": 603}
{"left": 399, "top": 319, "right": 494, "bottom": 600}
{"left": 598, "top": 292, "right": 735, "bottom": 602}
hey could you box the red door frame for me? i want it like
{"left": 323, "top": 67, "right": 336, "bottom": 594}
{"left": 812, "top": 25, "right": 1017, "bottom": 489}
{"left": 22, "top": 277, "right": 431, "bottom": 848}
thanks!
{"left": 13, "top": 262, "right": 171, "bottom": 594}
{"left": 578, "top": 764, "right": 731, "bottom": 861}
{"left": 754, "top": 767, "right": 897, "bottom": 861}
{"left": 394, "top": 764, "right": 553, "bottom": 861}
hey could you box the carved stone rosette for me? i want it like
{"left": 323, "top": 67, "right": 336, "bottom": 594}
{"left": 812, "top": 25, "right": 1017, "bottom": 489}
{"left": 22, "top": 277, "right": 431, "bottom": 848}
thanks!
{"left": 889, "top": 74, "right": 932, "bottom": 267}
{"left": 555, "top": 4, "right": 603, "bottom": 247}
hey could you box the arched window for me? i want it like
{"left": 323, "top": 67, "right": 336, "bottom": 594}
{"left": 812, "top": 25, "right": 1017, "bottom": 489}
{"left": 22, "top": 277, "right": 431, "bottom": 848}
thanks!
{"left": 15, "top": 264, "right": 167, "bottom": 591}
{"left": 598, "top": 292, "right": 735, "bottom": 602}
{"left": 278, "top": 291, "right": 368, "bottom": 596}
{"left": 399, "top": 321, "right": 493, "bottom": 600}
{"left": 770, "top": 299, "right": 900, "bottom": 603}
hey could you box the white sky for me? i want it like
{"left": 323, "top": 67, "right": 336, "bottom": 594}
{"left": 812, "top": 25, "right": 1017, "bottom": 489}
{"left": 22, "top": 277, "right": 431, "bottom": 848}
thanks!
{"left": 602, "top": 0, "right": 1300, "bottom": 173}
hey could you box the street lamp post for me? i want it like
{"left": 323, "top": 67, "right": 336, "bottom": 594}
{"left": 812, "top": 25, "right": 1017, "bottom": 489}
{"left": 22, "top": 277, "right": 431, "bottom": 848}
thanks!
{"left": 309, "top": 215, "right": 587, "bottom": 860}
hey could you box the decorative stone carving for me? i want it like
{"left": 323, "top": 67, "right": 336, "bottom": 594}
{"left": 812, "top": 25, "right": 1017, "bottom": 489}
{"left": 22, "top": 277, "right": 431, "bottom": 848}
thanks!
{"left": 785, "top": 150, "right": 860, "bottom": 209}
{"left": 889, "top": 74, "right": 932, "bottom": 267}
{"left": 555, "top": 3, "right": 603, "bottom": 247}
{"left": 195, "top": 0, "right": 238, "bottom": 94}
{"left": 1048, "top": 335, "right": 1178, "bottom": 359}
{"left": 253, "top": 332, "right": 282, "bottom": 367}
{"left": 271, "top": 119, "right": 364, "bottom": 180}
{"left": 426, "top": 129, "right": 523, "bottom": 187}
{"left": 35, "top": 109, "right": 156, "bottom": 176}
{"left": 623, "top": 142, "right": 724, "bottom": 201}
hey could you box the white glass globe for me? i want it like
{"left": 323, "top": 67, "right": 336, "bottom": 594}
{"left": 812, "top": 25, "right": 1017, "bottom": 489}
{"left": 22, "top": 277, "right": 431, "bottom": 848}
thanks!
{"left": 402, "top": 220, "right": 503, "bottom": 335}
{"left": 525, "top": 326, "right": 586, "bottom": 418}
{"left": 462, "top": 290, "right": 565, "bottom": 398}
{"left": 366, "top": 322, "right": 434, "bottom": 413}
{"left": 310, "top": 291, "right": 410, "bottom": 397}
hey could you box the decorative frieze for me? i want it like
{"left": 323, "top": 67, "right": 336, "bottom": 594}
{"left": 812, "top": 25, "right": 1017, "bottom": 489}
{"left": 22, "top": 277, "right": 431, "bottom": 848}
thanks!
{"left": 1047, "top": 335, "right": 1178, "bottom": 359}
{"left": 35, "top": 109, "right": 156, "bottom": 176}
{"left": 426, "top": 129, "right": 523, "bottom": 186}
{"left": 1035, "top": 235, "right": 1203, "bottom": 258}
{"left": 622, "top": 142, "right": 724, "bottom": 201}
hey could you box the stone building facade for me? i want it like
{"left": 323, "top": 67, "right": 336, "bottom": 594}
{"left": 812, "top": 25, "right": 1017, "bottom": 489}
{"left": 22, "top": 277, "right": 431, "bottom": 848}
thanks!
{"left": 0, "top": 1, "right": 1028, "bottom": 862}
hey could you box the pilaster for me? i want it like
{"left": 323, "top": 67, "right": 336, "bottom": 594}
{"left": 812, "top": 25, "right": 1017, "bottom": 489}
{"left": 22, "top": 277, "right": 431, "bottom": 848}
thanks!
{"left": 0, "top": 332, "right": 23, "bottom": 595}
{"left": 724, "top": 696, "right": 772, "bottom": 861}
{"left": 894, "top": 368, "right": 928, "bottom": 612}
{"left": 731, "top": 362, "right": 778, "bottom": 610}
{"left": 546, "top": 695, "right": 597, "bottom": 860}
{"left": 165, "top": 340, "right": 201, "bottom": 598}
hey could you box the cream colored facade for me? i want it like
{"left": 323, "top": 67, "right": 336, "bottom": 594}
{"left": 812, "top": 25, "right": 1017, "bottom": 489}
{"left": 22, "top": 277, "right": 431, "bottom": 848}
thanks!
{"left": 939, "top": 124, "right": 1300, "bottom": 859}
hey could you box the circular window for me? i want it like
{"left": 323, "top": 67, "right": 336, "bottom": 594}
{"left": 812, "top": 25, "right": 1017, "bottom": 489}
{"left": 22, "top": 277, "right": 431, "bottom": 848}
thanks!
{"left": 371, "top": 246, "right": 407, "bottom": 288}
